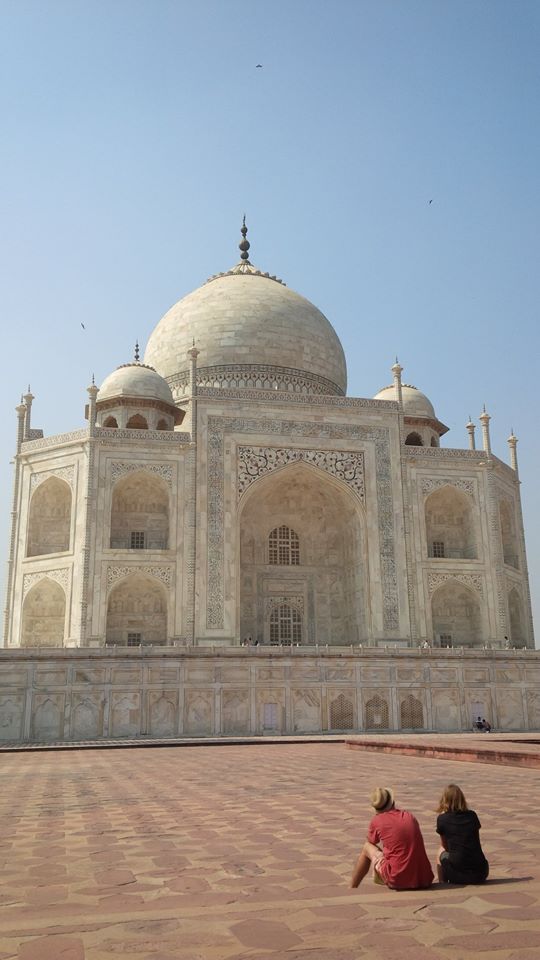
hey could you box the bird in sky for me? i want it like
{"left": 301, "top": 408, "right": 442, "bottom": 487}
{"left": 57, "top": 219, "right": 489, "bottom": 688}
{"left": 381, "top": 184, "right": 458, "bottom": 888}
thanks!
{"left": 428, "top": 199, "right": 433, "bottom": 204}
{"left": 256, "top": 64, "right": 263, "bottom": 68}
{"left": 81, "top": 322, "right": 85, "bottom": 329}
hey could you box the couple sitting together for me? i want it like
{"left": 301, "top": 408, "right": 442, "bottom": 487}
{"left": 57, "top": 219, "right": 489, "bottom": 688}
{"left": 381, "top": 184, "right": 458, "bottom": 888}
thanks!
{"left": 351, "top": 783, "right": 488, "bottom": 890}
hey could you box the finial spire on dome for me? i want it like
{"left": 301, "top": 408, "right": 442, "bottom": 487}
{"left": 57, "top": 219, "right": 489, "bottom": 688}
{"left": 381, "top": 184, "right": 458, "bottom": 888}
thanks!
{"left": 239, "top": 215, "right": 251, "bottom": 262}
{"left": 134, "top": 340, "right": 140, "bottom": 362}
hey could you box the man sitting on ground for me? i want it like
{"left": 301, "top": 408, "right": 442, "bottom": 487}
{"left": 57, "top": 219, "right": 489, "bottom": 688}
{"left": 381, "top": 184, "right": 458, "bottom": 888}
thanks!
{"left": 350, "top": 786, "right": 434, "bottom": 890}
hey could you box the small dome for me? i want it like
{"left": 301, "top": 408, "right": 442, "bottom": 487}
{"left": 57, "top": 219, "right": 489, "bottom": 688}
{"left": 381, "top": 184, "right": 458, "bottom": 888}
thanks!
{"left": 373, "top": 384, "right": 436, "bottom": 420}
{"left": 98, "top": 362, "right": 174, "bottom": 405}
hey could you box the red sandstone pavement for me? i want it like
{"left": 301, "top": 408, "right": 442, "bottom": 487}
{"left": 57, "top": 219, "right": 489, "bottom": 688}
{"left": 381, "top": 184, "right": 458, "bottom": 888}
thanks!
{"left": 1, "top": 741, "right": 540, "bottom": 960}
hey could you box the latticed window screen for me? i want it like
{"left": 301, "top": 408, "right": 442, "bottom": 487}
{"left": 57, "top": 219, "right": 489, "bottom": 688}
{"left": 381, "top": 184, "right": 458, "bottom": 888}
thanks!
{"left": 400, "top": 694, "right": 424, "bottom": 729}
{"left": 329, "top": 694, "right": 354, "bottom": 730}
{"left": 365, "top": 695, "right": 389, "bottom": 729}
{"left": 269, "top": 604, "right": 302, "bottom": 645}
{"left": 268, "top": 526, "right": 300, "bottom": 565}
{"left": 130, "top": 531, "right": 146, "bottom": 549}
{"left": 432, "top": 540, "right": 445, "bottom": 558}
{"left": 127, "top": 632, "right": 142, "bottom": 647}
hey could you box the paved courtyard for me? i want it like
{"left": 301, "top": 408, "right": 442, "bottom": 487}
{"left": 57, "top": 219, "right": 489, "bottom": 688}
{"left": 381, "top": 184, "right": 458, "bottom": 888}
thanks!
{"left": 1, "top": 741, "right": 539, "bottom": 959}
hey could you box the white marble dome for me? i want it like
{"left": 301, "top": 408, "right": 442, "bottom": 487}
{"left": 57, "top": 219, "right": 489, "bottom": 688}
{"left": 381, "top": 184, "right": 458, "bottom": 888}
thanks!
{"left": 373, "top": 384, "right": 437, "bottom": 420}
{"left": 98, "top": 361, "right": 175, "bottom": 405}
{"left": 144, "top": 261, "right": 347, "bottom": 396}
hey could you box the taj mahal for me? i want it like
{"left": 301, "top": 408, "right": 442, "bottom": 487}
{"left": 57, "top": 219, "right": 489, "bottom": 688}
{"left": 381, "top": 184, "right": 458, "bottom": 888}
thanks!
{"left": 1, "top": 222, "right": 538, "bottom": 741}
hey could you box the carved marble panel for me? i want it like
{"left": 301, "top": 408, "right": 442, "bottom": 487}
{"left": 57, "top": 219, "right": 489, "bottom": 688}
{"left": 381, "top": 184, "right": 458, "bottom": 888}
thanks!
{"left": 23, "top": 568, "right": 70, "bottom": 597}
{"left": 265, "top": 595, "right": 304, "bottom": 615}
{"left": 428, "top": 573, "right": 484, "bottom": 597}
{"left": 71, "top": 694, "right": 104, "bottom": 739}
{"left": 421, "top": 477, "right": 474, "bottom": 497}
{"left": 32, "top": 694, "right": 64, "bottom": 740}
{"left": 110, "top": 692, "right": 141, "bottom": 737}
{"left": 431, "top": 688, "right": 461, "bottom": 732}
{"left": 0, "top": 696, "right": 24, "bottom": 740}
{"left": 106, "top": 565, "right": 172, "bottom": 587}
{"left": 292, "top": 688, "right": 321, "bottom": 732}
{"left": 30, "top": 466, "right": 75, "bottom": 491}
{"left": 238, "top": 446, "right": 365, "bottom": 501}
{"left": 110, "top": 462, "right": 173, "bottom": 487}
{"left": 148, "top": 692, "right": 178, "bottom": 737}
{"left": 185, "top": 690, "right": 213, "bottom": 735}
{"left": 495, "top": 687, "right": 524, "bottom": 730}
{"left": 222, "top": 689, "right": 250, "bottom": 734}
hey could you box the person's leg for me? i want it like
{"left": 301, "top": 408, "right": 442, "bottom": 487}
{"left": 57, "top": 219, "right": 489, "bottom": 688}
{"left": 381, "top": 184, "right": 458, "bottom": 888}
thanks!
{"left": 437, "top": 848, "right": 449, "bottom": 883}
{"left": 351, "top": 841, "right": 382, "bottom": 888}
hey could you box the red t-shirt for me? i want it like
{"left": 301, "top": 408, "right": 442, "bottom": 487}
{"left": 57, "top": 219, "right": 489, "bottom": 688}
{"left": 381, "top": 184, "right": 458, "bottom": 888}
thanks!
{"left": 367, "top": 808, "right": 434, "bottom": 890}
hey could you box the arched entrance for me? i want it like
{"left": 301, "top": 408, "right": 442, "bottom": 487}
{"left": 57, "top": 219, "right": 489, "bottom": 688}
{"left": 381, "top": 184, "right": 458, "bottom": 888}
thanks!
{"left": 21, "top": 578, "right": 66, "bottom": 647}
{"left": 431, "top": 580, "right": 482, "bottom": 647}
{"left": 425, "top": 486, "right": 476, "bottom": 560}
{"left": 238, "top": 462, "right": 367, "bottom": 645}
{"left": 27, "top": 477, "right": 71, "bottom": 556}
{"left": 106, "top": 573, "right": 168, "bottom": 646}
{"left": 110, "top": 471, "right": 169, "bottom": 550}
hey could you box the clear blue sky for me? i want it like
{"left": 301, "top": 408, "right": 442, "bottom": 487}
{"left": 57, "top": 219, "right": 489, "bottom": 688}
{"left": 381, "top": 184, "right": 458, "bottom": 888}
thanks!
{"left": 1, "top": 0, "right": 539, "bottom": 639}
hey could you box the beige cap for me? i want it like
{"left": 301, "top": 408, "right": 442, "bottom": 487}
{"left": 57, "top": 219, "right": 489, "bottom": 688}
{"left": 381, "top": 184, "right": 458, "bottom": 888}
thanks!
{"left": 370, "top": 786, "right": 394, "bottom": 811}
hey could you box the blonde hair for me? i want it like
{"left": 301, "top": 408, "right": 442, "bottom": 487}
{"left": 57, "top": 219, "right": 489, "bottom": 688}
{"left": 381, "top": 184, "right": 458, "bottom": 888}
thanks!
{"left": 437, "top": 783, "right": 469, "bottom": 814}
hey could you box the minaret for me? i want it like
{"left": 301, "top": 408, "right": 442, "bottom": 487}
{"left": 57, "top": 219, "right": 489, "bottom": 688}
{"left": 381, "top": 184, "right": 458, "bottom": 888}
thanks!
{"left": 23, "top": 385, "right": 34, "bottom": 439}
{"left": 508, "top": 429, "right": 519, "bottom": 475}
{"left": 87, "top": 376, "right": 99, "bottom": 435}
{"left": 186, "top": 341, "right": 200, "bottom": 645}
{"left": 15, "top": 398, "right": 26, "bottom": 453}
{"left": 391, "top": 357, "right": 403, "bottom": 408}
{"left": 187, "top": 342, "right": 200, "bottom": 442}
{"left": 3, "top": 400, "right": 28, "bottom": 645}
{"left": 479, "top": 405, "right": 491, "bottom": 455}
{"left": 466, "top": 415, "right": 476, "bottom": 450}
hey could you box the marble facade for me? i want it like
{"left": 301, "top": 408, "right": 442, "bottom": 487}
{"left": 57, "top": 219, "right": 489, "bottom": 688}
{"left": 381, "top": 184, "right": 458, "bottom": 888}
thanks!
{"left": 0, "top": 648, "right": 538, "bottom": 743}
{"left": 2, "top": 226, "right": 535, "bottom": 723}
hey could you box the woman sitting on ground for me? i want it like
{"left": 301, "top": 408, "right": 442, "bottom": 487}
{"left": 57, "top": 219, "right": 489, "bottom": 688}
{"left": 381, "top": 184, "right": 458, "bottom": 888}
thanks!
{"left": 436, "top": 783, "right": 489, "bottom": 885}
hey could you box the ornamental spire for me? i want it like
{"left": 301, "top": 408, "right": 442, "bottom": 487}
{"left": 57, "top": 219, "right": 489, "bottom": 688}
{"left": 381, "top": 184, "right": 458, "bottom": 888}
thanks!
{"left": 134, "top": 340, "right": 140, "bottom": 362}
{"left": 239, "top": 215, "right": 251, "bottom": 262}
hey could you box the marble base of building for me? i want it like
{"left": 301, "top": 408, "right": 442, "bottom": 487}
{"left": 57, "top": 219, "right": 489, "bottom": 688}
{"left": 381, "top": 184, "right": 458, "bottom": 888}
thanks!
{"left": 0, "top": 647, "right": 538, "bottom": 743}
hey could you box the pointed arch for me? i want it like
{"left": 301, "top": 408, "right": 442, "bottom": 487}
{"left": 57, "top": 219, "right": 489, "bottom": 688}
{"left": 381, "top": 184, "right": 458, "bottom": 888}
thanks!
{"left": 405, "top": 431, "right": 423, "bottom": 446}
{"left": 238, "top": 460, "right": 368, "bottom": 646}
{"left": 365, "top": 694, "right": 389, "bottom": 729}
{"left": 400, "top": 694, "right": 424, "bottom": 729}
{"left": 126, "top": 414, "right": 148, "bottom": 429}
{"left": 431, "top": 578, "right": 482, "bottom": 647}
{"left": 329, "top": 694, "right": 354, "bottom": 730}
{"left": 425, "top": 484, "right": 476, "bottom": 560}
{"left": 103, "top": 416, "right": 118, "bottom": 428}
{"left": 106, "top": 572, "right": 168, "bottom": 646}
{"left": 110, "top": 470, "right": 169, "bottom": 549}
{"left": 27, "top": 477, "right": 71, "bottom": 557}
{"left": 21, "top": 578, "right": 66, "bottom": 647}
